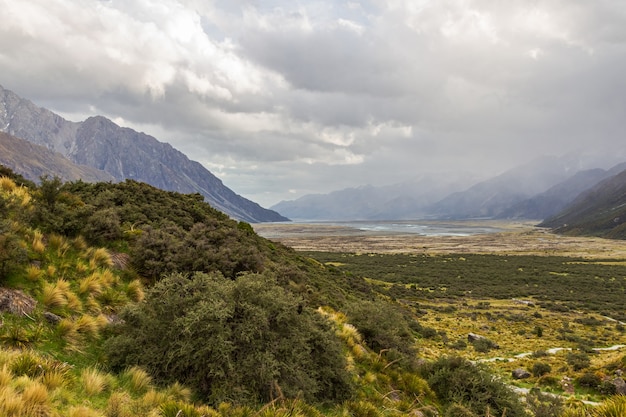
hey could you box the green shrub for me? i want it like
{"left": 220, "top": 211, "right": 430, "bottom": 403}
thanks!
{"left": 106, "top": 271, "right": 353, "bottom": 405}
{"left": 419, "top": 356, "right": 526, "bottom": 417}
{"left": 567, "top": 351, "right": 591, "bottom": 371}
{"left": 532, "top": 362, "right": 552, "bottom": 377}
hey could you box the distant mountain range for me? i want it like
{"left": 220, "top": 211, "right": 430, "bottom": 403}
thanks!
{"left": 0, "top": 85, "right": 287, "bottom": 223}
{"left": 539, "top": 167, "right": 626, "bottom": 239}
{"left": 273, "top": 155, "right": 626, "bottom": 223}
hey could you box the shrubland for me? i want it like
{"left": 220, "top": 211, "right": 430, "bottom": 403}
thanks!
{"left": 1, "top": 165, "right": 625, "bottom": 416}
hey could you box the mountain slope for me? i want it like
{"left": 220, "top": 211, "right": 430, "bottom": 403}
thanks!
{"left": 427, "top": 156, "right": 583, "bottom": 219}
{"left": 538, "top": 168, "right": 626, "bottom": 239}
{"left": 0, "top": 131, "right": 115, "bottom": 183}
{"left": 500, "top": 162, "right": 626, "bottom": 220}
{"left": 0, "top": 84, "right": 287, "bottom": 223}
{"left": 271, "top": 174, "right": 477, "bottom": 221}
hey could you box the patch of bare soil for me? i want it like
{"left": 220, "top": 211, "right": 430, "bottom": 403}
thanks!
{"left": 254, "top": 221, "right": 626, "bottom": 258}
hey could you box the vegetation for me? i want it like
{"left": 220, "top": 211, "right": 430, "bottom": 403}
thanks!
{"left": 1, "top": 164, "right": 626, "bottom": 416}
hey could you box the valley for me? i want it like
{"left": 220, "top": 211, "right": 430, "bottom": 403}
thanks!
{"left": 254, "top": 220, "right": 626, "bottom": 258}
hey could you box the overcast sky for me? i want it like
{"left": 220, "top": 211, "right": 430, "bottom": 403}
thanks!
{"left": 1, "top": 0, "right": 626, "bottom": 207}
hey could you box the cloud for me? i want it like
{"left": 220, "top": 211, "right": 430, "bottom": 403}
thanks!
{"left": 1, "top": 0, "right": 626, "bottom": 207}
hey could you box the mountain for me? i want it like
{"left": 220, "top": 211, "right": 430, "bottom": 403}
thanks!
{"left": 499, "top": 162, "right": 626, "bottom": 220}
{"left": 538, "top": 167, "right": 626, "bottom": 239}
{"left": 0, "top": 84, "right": 287, "bottom": 223}
{"left": 0, "top": 131, "right": 115, "bottom": 183}
{"left": 426, "top": 155, "right": 592, "bottom": 219}
{"left": 270, "top": 173, "right": 479, "bottom": 221}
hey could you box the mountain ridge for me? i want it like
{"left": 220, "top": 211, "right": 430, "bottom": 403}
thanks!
{"left": 0, "top": 84, "right": 287, "bottom": 223}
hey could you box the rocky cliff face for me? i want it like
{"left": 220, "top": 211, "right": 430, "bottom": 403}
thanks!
{"left": 0, "top": 85, "right": 287, "bottom": 222}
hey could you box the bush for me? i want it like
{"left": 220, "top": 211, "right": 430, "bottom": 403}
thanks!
{"left": 567, "top": 351, "right": 591, "bottom": 371}
{"left": 419, "top": 356, "right": 526, "bottom": 417}
{"left": 106, "top": 271, "right": 353, "bottom": 405}
{"left": 532, "top": 362, "right": 552, "bottom": 377}
{"left": 345, "top": 299, "right": 416, "bottom": 361}
{"left": 576, "top": 372, "right": 601, "bottom": 388}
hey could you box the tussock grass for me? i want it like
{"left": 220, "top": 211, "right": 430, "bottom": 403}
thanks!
{"left": 72, "top": 235, "right": 88, "bottom": 251}
{"left": 106, "top": 392, "right": 133, "bottom": 417}
{"left": 164, "top": 381, "right": 192, "bottom": 402}
{"left": 25, "top": 264, "right": 43, "bottom": 282}
{"left": 32, "top": 230, "right": 46, "bottom": 254}
{"left": 46, "top": 264, "right": 57, "bottom": 279}
{"left": 79, "top": 273, "right": 104, "bottom": 296}
{"left": 81, "top": 367, "right": 109, "bottom": 396}
{"left": 0, "top": 364, "right": 12, "bottom": 387}
{"left": 0, "top": 176, "right": 16, "bottom": 192}
{"left": 42, "top": 280, "right": 69, "bottom": 310}
{"left": 48, "top": 233, "right": 69, "bottom": 254}
{"left": 21, "top": 380, "right": 49, "bottom": 406}
{"left": 0, "top": 386, "right": 24, "bottom": 416}
{"left": 125, "top": 279, "right": 144, "bottom": 302}
{"left": 74, "top": 315, "right": 101, "bottom": 339}
{"left": 122, "top": 366, "right": 152, "bottom": 394}
{"left": 68, "top": 405, "right": 103, "bottom": 417}
{"left": 66, "top": 291, "right": 83, "bottom": 312}
{"left": 57, "top": 318, "right": 81, "bottom": 346}
{"left": 88, "top": 247, "right": 114, "bottom": 268}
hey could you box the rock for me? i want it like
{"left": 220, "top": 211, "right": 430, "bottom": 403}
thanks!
{"left": 468, "top": 332, "right": 485, "bottom": 342}
{"left": 512, "top": 368, "right": 531, "bottom": 379}
{"left": 607, "top": 377, "right": 626, "bottom": 395}
{"left": 44, "top": 311, "right": 62, "bottom": 324}
{"left": 0, "top": 288, "right": 36, "bottom": 316}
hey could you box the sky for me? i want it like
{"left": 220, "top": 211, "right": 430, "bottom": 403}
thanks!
{"left": 1, "top": 0, "right": 626, "bottom": 208}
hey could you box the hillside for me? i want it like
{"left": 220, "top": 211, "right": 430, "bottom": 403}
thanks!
{"left": 0, "top": 84, "right": 287, "bottom": 223}
{"left": 2, "top": 165, "right": 626, "bottom": 416}
{"left": 0, "top": 131, "right": 115, "bottom": 183}
{"left": 498, "top": 166, "right": 623, "bottom": 220}
{"left": 539, "top": 167, "right": 626, "bottom": 239}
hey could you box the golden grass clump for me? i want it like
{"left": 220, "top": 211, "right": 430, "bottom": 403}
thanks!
{"left": 25, "top": 264, "right": 43, "bottom": 282}
{"left": 141, "top": 389, "right": 169, "bottom": 408}
{"left": 68, "top": 405, "right": 103, "bottom": 417}
{"left": 57, "top": 318, "right": 81, "bottom": 346}
{"left": 106, "top": 392, "right": 133, "bottom": 417}
{"left": 32, "top": 230, "right": 46, "bottom": 254}
{"left": 0, "top": 176, "right": 16, "bottom": 192}
{"left": 46, "top": 264, "right": 57, "bottom": 279}
{"left": 42, "top": 281, "right": 70, "bottom": 310}
{"left": 66, "top": 291, "right": 83, "bottom": 312}
{"left": 126, "top": 279, "right": 145, "bottom": 303}
{"left": 81, "top": 367, "right": 109, "bottom": 396}
{"left": 88, "top": 247, "right": 114, "bottom": 268}
{"left": 79, "top": 273, "right": 104, "bottom": 297}
{"left": 123, "top": 366, "right": 152, "bottom": 394}
{"left": 164, "top": 381, "right": 192, "bottom": 402}
{"left": 74, "top": 315, "right": 101, "bottom": 339}
{"left": 21, "top": 380, "right": 49, "bottom": 406}
{"left": 99, "top": 269, "right": 117, "bottom": 286}
{"left": 48, "top": 233, "right": 69, "bottom": 255}
{"left": 0, "top": 364, "right": 12, "bottom": 387}
{"left": 72, "top": 235, "right": 88, "bottom": 251}
{"left": 13, "top": 186, "right": 32, "bottom": 206}
{"left": 85, "top": 296, "right": 102, "bottom": 315}
{"left": 0, "top": 386, "right": 24, "bottom": 416}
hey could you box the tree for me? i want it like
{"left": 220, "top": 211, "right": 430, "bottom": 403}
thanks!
{"left": 106, "top": 271, "right": 353, "bottom": 405}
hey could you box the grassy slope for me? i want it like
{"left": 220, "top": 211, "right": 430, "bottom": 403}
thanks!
{"left": 2, "top": 171, "right": 626, "bottom": 416}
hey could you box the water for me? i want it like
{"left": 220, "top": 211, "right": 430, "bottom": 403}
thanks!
{"left": 326, "top": 220, "right": 502, "bottom": 236}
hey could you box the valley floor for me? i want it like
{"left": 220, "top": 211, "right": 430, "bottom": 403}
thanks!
{"left": 254, "top": 220, "right": 626, "bottom": 259}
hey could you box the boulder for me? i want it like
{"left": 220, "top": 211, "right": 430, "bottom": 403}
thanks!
{"left": 512, "top": 368, "right": 531, "bottom": 379}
